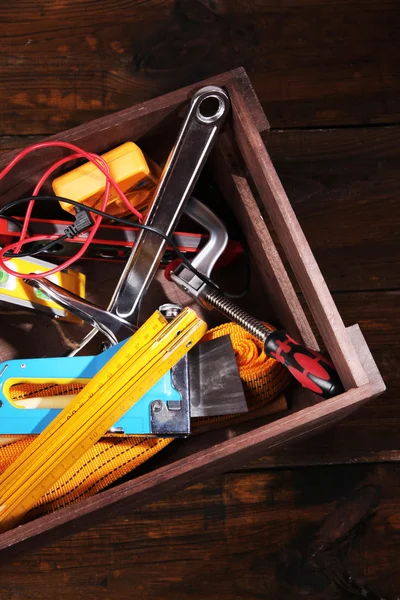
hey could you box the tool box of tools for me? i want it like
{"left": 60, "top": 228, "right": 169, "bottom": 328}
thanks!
{"left": 0, "top": 68, "right": 385, "bottom": 560}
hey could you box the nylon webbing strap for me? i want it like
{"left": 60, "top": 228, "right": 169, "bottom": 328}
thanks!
{"left": 201, "top": 322, "right": 291, "bottom": 412}
{"left": 0, "top": 322, "right": 290, "bottom": 522}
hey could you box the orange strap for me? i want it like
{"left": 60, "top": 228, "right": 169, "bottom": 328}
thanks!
{"left": 201, "top": 323, "right": 290, "bottom": 412}
{"left": 0, "top": 322, "right": 290, "bottom": 521}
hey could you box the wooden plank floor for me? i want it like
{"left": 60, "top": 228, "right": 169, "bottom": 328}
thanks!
{"left": 0, "top": 1, "right": 399, "bottom": 598}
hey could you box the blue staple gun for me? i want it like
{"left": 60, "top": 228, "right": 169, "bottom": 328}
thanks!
{"left": 0, "top": 280, "right": 191, "bottom": 437}
{"left": 0, "top": 339, "right": 190, "bottom": 437}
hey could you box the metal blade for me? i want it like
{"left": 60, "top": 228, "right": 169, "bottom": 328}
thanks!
{"left": 188, "top": 335, "right": 247, "bottom": 417}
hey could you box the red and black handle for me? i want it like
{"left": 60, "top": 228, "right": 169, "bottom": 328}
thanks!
{"left": 264, "top": 330, "right": 344, "bottom": 399}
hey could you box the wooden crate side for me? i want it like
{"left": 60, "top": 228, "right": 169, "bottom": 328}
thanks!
{"left": 0, "top": 69, "right": 384, "bottom": 565}
{"left": 213, "top": 129, "right": 318, "bottom": 351}
{"left": 346, "top": 324, "right": 385, "bottom": 396}
{"left": 229, "top": 86, "right": 369, "bottom": 391}
{"left": 226, "top": 68, "right": 270, "bottom": 133}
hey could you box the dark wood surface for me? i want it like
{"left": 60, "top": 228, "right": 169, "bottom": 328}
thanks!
{"left": 1, "top": 465, "right": 399, "bottom": 599}
{"left": 0, "top": 1, "right": 399, "bottom": 598}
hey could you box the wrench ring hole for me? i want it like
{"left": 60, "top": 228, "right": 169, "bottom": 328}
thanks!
{"left": 197, "top": 95, "right": 224, "bottom": 123}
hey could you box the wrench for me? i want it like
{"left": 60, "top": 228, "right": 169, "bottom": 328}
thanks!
{"left": 25, "top": 278, "right": 135, "bottom": 346}
{"left": 71, "top": 85, "right": 230, "bottom": 355}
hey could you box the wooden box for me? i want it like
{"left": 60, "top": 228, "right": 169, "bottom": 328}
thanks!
{"left": 0, "top": 68, "right": 385, "bottom": 561}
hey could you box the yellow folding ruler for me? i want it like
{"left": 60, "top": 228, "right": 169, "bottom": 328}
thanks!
{"left": 0, "top": 307, "right": 207, "bottom": 532}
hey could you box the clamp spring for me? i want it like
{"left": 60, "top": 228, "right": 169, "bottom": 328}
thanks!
{"left": 204, "top": 289, "right": 271, "bottom": 343}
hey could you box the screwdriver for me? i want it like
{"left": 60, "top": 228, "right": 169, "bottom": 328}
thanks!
{"left": 203, "top": 288, "right": 344, "bottom": 399}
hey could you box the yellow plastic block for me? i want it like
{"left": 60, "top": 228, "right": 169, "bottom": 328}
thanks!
{"left": 53, "top": 142, "right": 160, "bottom": 218}
{"left": 0, "top": 256, "right": 85, "bottom": 322}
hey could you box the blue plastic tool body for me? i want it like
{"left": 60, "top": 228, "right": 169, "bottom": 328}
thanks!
{"left": 0, "top": 341, "right": 181, "bottom": 435}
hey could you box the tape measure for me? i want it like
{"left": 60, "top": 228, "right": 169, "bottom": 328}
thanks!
{"left": 0, "top": 307, "right": 207, "bottom": 532}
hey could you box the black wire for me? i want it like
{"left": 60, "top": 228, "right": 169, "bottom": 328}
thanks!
{"left": 3, "top": 234, "right": 69, "bottom": 259}
{"left": 0, "top": 212, "right": 65, "bottom": 256}
{"left": 0, "top": 196, "right": 250, "bottom": 298}
{"left": 0, "top": 195, "right": 227, "bottom": 294}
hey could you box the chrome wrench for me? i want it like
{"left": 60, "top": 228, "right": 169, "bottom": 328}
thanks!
{"left": 25, "top": 278, "right": 135, "bottom": 346}
{"left": 71, "top": 85, "right": 230, "bottom": 355}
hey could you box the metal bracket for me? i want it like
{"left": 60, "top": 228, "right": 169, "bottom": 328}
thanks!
{"left": 150, "top": 354, "right": 190, "bottom": 437}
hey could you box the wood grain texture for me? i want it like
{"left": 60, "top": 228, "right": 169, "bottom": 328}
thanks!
{"left": 0, "top": 0, "right": 397, "bottom": 591}
{"left": 0, "top": 464, "right": 399, "bottom": 599}
{"left": 0, "top": 0, "right": 399, "bottom": 133}
{"left": 265, "top": 126, "right": 400, "bottom": 293}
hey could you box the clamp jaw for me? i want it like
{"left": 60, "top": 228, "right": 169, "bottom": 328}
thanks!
{"left": 170, "top": 197, "right": 228, "bottom": 308}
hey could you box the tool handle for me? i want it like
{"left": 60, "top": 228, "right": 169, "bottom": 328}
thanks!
{"left": 264, "top": 330, "right": 344, "bottom": 399}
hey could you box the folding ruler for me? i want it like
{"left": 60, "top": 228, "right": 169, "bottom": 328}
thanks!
{"left": 0, "top": 307, "right": 207, "bottom": 532}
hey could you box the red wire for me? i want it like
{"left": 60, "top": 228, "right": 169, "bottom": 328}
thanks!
{"left": 0, "top": 141, "right": 143, "bottom": 221}
{"left": 15, "top": 152, "right": 108, "bottom": 254}
{"left": 0, "top": 159, "right": 109, "bottom": 279}
{"left": 0, "top": 140, "right": 144, "bottom": 280}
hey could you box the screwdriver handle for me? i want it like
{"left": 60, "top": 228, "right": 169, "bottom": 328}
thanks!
{"left": 175, "top": 285, "right": 345, "bottom": 400}
{"left": 264, "top": 330, "right": 344, "bottom": 399}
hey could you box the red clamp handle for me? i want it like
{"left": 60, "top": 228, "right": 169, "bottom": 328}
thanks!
{"left": 264, "top": 330, "right": 344, "bottom": 399}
